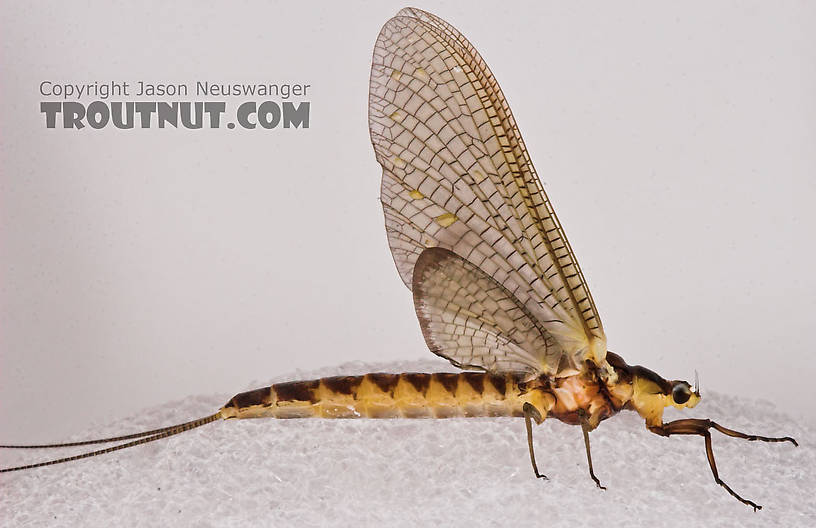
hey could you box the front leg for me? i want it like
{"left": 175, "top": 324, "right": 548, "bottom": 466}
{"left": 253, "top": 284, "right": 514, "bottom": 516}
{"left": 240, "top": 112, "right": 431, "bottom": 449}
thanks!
{"left": 649, "top": 418, "right": 797, "bottom": 511}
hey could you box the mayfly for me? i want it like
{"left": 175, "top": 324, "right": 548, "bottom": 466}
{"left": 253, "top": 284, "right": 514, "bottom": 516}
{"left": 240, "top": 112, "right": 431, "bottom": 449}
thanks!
{"left": 2, "top": 7, "right": 797, "bottom": 511}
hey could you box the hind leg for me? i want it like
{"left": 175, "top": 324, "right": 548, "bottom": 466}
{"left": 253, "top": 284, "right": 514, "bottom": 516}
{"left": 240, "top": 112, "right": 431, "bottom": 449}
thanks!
{"left": 523, "top": 402, "right": 548, "bottom": 480}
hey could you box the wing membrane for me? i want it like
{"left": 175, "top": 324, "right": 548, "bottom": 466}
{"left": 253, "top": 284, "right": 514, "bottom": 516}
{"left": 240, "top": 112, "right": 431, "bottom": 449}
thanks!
{"left": 413, "top": 247, "right": 574, "bottom": 376}
{"left": 369, "top": 8, "right": 606, "bottom": 373}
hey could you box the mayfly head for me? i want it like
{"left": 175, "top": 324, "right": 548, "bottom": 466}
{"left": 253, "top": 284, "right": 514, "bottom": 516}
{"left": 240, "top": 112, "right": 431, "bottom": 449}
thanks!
{"left": 629, "top": 366, "right": 701, "bottom": 427}
{"left": 669, "top": 379, "right": 700, "bottom": 410}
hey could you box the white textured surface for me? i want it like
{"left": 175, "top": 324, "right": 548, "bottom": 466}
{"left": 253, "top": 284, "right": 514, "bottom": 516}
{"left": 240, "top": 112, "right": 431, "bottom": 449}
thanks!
{"left": 2, "top": 360, "right": 814, "bottom": 527}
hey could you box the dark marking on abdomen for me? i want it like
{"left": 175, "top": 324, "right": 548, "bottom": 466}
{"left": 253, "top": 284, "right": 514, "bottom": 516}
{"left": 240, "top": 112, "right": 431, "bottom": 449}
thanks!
{"left": 274, "top": 380, "right": 319, "bottom": 403}
{"left": 322, "top": 375, "right": 362, "bottom": 395}
{"left": 366, "top": 373, "right": 400, "bottom": 395}
{"left": 402, "top": 373, "right": 431, "bottom": 394}
{"left": 230, "top": 387, "right": 272, "bottom": 408}
{"left": 433, "top": 373, "right": 460, "bottom": 394}
{"left": 462, "top": 372, "right": 485, "bottom": 393}
{"left": 487, "top": 374, "right": 507, "bottom": 397}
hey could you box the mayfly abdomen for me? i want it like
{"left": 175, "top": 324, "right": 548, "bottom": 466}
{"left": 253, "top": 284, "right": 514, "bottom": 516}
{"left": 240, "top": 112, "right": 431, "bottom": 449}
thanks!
{"left": 219, "top": 372, "right": 526, "bottom": 420}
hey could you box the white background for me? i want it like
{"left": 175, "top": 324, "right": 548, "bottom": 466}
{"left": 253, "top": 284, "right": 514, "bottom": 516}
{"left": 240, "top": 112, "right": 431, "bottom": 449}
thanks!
{"left": 1, "top": 0, "right": 814, "bottom": 442}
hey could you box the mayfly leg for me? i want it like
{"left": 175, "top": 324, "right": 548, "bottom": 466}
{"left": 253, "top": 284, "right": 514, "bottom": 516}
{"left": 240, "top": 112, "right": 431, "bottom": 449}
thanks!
{"left": 707, "top": 421, "right": 798, "bottom": 446}
{"left": 522, "top": 402, "right": 547, "bottom": 480}
{"left": 650, "top": 418, "right": 798, "bottom": 511}
{"left": 578, "top": 409, "right": 606, "bottom": 490}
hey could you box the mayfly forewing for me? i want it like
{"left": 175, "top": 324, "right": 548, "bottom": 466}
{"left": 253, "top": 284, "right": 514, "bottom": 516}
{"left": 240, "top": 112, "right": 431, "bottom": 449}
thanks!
{"left": 369, "top": 8, "right": 607, "bottom": 372}
{"left": 412, "top": 247, "right": 565, "bottom": 375}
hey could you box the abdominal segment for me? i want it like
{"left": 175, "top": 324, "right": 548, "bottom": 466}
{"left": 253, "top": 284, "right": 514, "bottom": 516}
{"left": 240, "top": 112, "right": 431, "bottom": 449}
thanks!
{"left": 219, "top": 372, "right": 527, "bottom": 419}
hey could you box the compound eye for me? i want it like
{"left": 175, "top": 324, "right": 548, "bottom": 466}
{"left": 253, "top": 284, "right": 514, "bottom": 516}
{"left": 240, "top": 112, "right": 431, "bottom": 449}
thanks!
{"left": 672, "top": 383, "right": 691, "bottom": 404}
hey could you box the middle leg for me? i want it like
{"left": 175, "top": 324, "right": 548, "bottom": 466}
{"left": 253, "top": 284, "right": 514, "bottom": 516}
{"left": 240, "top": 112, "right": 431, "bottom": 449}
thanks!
{"left": 579, "top": 409, "right": 606, "bottom": 490}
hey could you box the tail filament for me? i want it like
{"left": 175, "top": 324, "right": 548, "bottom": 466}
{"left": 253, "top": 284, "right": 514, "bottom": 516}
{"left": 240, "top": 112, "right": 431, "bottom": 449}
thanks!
{"left": 0, "top": 412, "right": 221, "bottom": 473}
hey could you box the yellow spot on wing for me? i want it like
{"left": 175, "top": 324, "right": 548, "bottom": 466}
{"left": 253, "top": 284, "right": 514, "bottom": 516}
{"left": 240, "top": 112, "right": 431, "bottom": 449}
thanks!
{"left": 392, "top": 157, "right": 407, "bottom": 168}
{"left": 389, "top": 110, "right": 405, "bottom": 122}
{"left": 390, "top": 70, "right": 403, "bottom": 81}
{"left": 435, "top": 213, "right": 458, "bottom": 227}
{"left": 409, "top": 189, "right": 424, "bottom": 200}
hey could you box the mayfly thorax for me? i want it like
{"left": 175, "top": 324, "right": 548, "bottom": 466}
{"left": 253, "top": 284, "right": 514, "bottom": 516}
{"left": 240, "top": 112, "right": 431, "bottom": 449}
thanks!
{"left": 1, "top": 7, "right": 797, "bottom": 511}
